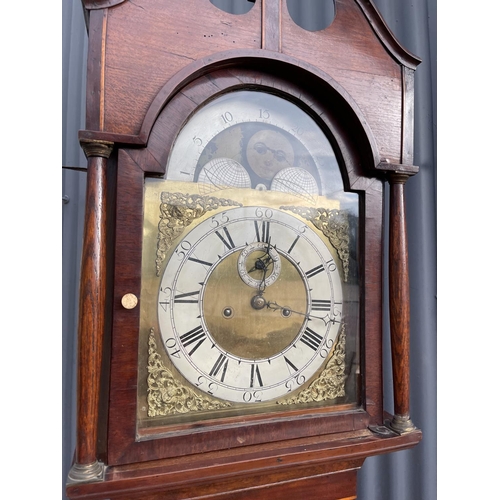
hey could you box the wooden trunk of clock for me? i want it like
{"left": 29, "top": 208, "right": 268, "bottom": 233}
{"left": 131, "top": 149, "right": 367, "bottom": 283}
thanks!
{"left": 67, "top": 1, "right": 422, "bottom": 498}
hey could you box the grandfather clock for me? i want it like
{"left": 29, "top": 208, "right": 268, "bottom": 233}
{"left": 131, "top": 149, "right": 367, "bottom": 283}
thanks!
{"left": 66, "top": 1, "right": 422, "bottom": 498}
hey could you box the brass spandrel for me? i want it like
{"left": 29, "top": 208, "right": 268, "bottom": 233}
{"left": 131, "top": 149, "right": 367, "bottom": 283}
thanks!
{"left": 277, "top": 323, "right": 347, "bottom": 405}
{"left": 156, "top": 191, "right": 243, "bottom": 276}
{"left": 147, "top": 329, "right": 232, "bottom": 417}
{"left": 280, "top": 206, "right": 350, "bottom": 282}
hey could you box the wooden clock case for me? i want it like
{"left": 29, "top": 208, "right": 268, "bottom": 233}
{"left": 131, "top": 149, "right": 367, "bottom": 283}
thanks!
{"left": 66, "top": 1, "right": 422, "bottom": 498}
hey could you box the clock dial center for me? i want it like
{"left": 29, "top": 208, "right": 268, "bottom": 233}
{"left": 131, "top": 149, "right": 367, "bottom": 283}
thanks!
{"left": 250, "top": 294, "right": 266, "bottom": 310}
{"left": 202, "top": 251, "right": 307, "bottom": 359}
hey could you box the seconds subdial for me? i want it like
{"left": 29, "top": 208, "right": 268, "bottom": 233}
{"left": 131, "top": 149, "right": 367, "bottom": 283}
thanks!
{"left": 237, "top": 241, "right": 281, "bottom": 289}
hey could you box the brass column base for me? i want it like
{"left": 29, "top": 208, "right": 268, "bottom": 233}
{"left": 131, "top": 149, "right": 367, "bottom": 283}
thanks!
{"left": 67, "top": 460, "right": 105, "bottom": 484}
{"left": 388, "top": 414, "right": 416, "bottom": 434}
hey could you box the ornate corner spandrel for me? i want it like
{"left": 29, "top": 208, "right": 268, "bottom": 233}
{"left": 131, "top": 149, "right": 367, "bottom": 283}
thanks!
{"left": 277, "top": 323, "right": 346, "bottom": 405}
{"left": 156, "top": 192, "right": 243, "bottom": 276}
{"left": 147, "top": 329, "right": 232, "bottom": 417}
{"left": 280, "top": 206, "right": 350, "bottom": 281}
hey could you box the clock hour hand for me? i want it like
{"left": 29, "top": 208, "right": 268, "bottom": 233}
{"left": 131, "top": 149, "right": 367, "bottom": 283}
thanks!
{"left": 265, "top": 300, "right": 337, "bottom": 325}
{"left": 248, "top": 239, "right": 274, "bottom": 274}
{"left": 247, "top": 254, "right": 272, "bottom": 274}
{"left": 238, "top": 240, "right": 281, "bottom": 291}
{"left": 247, "top": 239, "right": 275, "bottom": 293}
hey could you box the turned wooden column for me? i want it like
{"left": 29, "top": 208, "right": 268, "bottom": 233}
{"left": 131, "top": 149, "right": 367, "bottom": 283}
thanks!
{"left": 388, "top": 172, "right": 416, "bottom": 433}
{"left": 68, "top": 139, "right": 114, "bottom": 483}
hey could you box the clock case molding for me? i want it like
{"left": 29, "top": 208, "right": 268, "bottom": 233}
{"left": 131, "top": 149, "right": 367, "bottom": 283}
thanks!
{"left": 67, "top": 0, "right": 422, "bottom": 498}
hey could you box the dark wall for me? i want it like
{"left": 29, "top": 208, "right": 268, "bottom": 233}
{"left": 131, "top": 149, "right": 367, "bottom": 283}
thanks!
{"left": 62, "top": 1, "right": 437, "bottom": 498}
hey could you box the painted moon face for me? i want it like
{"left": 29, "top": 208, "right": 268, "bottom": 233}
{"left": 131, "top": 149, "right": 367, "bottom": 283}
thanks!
{"left": 246, "top": 129, "right": 295, "bottom": 180}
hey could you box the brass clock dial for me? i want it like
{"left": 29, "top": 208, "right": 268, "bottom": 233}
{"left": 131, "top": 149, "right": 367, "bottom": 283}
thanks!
{"left": 157, "top": 205, "right": 343, "bottom": 403}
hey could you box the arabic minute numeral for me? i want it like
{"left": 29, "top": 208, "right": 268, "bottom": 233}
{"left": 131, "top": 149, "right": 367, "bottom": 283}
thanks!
{"left": 326, "top": 258, "right": 337, "bottom": 272}
{"left": 164, "top": 337, "right": 181, "bottom": 358}
{"left": 285, "top": 374, "right": 306, "bottom": 392}
{"left": 195, "top": 376, "right": 218, "bottom": 395}
{"left": 159, "top": 300, "right": 169, "bottom": 312}
{"left": 320, "top": 338, "right": 335, "bottom": 359}
{"left": 175, "top": 240, "right": 192, "bottom": 260}
{"left": 221, "top": 111, "right": 233, "bottom": 124}
{"left": 259, "top": 109, "right": 270, "bottom": 119}
{"left": 210, "top": 212, "right": 230, "bottom": 227}
{"left": 243, "top": 390, "right": 263, "bottom": 403}
{"left": 255, "top": 207, "right": 274, "bottom": 219}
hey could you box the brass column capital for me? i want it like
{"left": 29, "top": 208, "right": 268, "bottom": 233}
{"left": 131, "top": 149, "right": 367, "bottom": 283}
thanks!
{"left": 388, "top": 172, "right": 410, "bottom": 185}
{"left": 80, "top": 139, "right": 114, "bottom": 159}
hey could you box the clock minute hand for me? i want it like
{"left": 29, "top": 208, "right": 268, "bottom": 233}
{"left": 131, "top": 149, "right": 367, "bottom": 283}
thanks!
{"left": 265, "top": 300, "right": 336, "bottom": 325}
{"left": 259, "top": 259, "right": 275, "bottom": 293}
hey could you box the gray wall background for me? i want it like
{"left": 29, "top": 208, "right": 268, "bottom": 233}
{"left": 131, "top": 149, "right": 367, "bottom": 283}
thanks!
{"left": 62, "top": 1, "right": 437, "bottom": 498}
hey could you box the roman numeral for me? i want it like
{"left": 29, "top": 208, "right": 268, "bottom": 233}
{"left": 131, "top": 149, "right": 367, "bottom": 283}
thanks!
{"left": 305, "top": 264, "right": 325, "bottom": 279}
{"left": 188, "top": 256, "right": 213, "bottom": 267}
{"left": 287, "top": 235, "right": 300, "bottom": 254}
{"left": 300, "top": 327, "right": 323, "bottom": 351}
{"left": 254, "top": 220, "right": 270, "bottom": 243}
{"left": 250, "top": 364, "right": 263, "bottom": 388}
{"left": 174, "top": 290, "right": 200, "bottom": 303}
{"left": 215, "top": 227, "right": 235, "bottom": 250}
{"left": 209, "top": 353, "right": 229, "bottom": 382}
{"left": 180, "top": 325, "right": 206, "bottom": 356}
{"left": 284, "top": 356, "right": 299, "bottom": 375}
{"left": 311, "top": 299, "right": 331, "bottom": 311}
